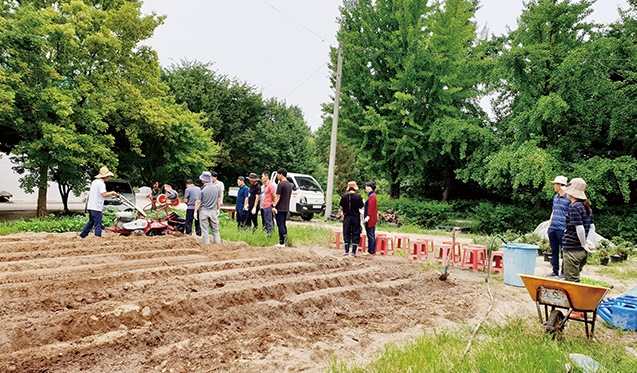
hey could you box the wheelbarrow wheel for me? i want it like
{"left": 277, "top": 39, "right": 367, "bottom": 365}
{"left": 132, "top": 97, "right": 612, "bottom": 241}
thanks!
{"left": 545, "top": 310, "right": 565, "bottom": 338}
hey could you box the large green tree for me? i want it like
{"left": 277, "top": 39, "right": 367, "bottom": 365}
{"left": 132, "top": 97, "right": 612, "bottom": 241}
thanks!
{"left": 332, "top": 0, "right": 486, "bottom": 199}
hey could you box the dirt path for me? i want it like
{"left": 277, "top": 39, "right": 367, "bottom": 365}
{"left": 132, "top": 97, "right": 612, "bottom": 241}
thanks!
{"left": 0, "top": 232, "right": 634, "bottom": 372}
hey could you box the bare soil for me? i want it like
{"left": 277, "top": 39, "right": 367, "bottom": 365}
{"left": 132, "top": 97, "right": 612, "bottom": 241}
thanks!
{"left": 0, "top": 231, "right": 635, "bottom": 372}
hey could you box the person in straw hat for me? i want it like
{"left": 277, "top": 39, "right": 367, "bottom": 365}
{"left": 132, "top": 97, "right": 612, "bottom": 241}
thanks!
{"left": 561, "top": 178, "right": 596, "bottom": 283}
{"left": 79, "top": 167, "right": 119, "bottom": 238}
{"left": 546, "top": 175, "right": 569, "bottom": 278}
{"left": 339, "top": 181, "right": 365, "bottom": 256}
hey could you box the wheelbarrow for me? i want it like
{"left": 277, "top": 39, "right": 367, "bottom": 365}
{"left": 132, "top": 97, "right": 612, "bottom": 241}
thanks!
{"left": 519, "top": 274, "right": 611, "bottom": 339}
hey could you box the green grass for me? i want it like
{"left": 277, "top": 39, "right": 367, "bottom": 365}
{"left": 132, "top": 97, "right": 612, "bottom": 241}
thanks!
{"left": 218, "top": 215, "right": 332, "bottom": 247}
{"left": 0, "top": 214, "right": 98, "bottom": 235}
{"left": 595, "top": 262, "right": 637, "bottom": 280}
{"left": 326, "top": 317, "right": 637, "bottom": 373}
{"left": 580, "top": 277, "right": 611, "bottom": 288}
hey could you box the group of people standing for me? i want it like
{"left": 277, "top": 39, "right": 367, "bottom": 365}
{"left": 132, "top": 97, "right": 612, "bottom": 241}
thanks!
{"left": 185, "top": 168, "right": 293, "bottom": 247}
{"left": 339, "top": 181, "right": 378, "bottom": 257}
{"left": 233, "top": 169, "right": 293, "bottom": 247}
{"left": 547, "top": 176, "right": 595, "bottom": 283}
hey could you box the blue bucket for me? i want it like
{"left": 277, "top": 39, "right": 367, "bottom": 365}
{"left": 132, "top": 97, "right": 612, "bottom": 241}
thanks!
{"left": 502, "top": 243, "right": 539, "bottom": 287}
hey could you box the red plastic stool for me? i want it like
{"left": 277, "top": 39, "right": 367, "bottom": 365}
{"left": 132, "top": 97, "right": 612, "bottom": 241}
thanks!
{"left": 433, "top": 243, "right": 453, "bottom": 266}
{"left": 358, "top": 234, "right": 367, "bottom": 252}
{"left": 408, "top": 240, "right": 429, "bottom": 260}
{"left": 376, "top": 236, "right": 394, "bottom": 256}
{"left": 394, "top": 235, "right": 411, "bottom": 251}
{"left": 443, "top": 241, "right": 463, "bottom": 264}
{"left": 328, "top": 230, "right": 342, "bottom": 249}
{"left": 489, "top": 250, "right": 504, "bottom": 273}
{"left": 461, "top": 245, "right": 487, "bottom": 271}
{"left": 418, "top": 239, "right": 434, "bottom": 256}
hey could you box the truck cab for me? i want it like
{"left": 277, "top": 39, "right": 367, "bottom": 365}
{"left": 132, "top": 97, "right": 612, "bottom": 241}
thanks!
{"left": 271, "top": 171, "right": 325, "bottom": 221}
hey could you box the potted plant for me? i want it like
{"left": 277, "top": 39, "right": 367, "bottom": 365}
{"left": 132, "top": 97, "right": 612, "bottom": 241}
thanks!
{"left": 609, "top": 237, "right": 633, "bottom": 263}
{"left": 596, "top": 240, "right": 611, "bottom": 266}
{"left": 538, "top": 238, "right": 551, "bottom": 262}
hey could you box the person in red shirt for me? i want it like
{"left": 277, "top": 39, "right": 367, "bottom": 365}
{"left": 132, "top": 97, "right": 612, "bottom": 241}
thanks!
{"left": 261, "top": 171, "right": 276, "bottom": 235}
{"left": 362, "top": 181, "right": 378, "bottom": 256}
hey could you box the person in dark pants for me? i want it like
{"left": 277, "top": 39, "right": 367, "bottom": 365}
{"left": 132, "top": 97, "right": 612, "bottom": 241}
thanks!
{"left": 246, "top": 173, "right": 261, "bottom": 230}
{"left": 362, "top": 181, "right": 378, "bottom": 256}
{"left": 80, "top": 167, "right": 119, "bottom": 238}
{"left": 183, "top": 179, "right": 202, "bottom": 236}
{"left": 339, "top": 181, "right": 364, "bottom": 256}
{"left": 236, "top": 176, "right": 249, "bottom": 229}
{"left": 562, "top": 178, "right": 595, "bottom": 283}
{"left": 546, "top": 176, "right": 570, "bottom": 278}
{"left": 273, "top": 168, "right": 292, "bottom": 247}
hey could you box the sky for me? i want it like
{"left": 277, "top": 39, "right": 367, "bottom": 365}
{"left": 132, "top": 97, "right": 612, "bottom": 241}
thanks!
{"left": 139, "top": 0, "right": 630, "bottom": 131}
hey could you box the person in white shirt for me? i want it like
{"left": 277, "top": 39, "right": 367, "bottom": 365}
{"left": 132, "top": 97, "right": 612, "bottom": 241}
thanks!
{"left": 79, "top": 167, "right": 118, "bottom": 238}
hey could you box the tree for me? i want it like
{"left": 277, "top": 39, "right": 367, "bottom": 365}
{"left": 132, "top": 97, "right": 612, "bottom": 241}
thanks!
{"left": 332, "top": 0, "right": 485, "bottom": 199}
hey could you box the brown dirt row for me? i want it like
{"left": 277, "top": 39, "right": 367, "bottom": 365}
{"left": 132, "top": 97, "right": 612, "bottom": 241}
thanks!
{"left": 0, "top": 232, "right": 634, "bottom": 372}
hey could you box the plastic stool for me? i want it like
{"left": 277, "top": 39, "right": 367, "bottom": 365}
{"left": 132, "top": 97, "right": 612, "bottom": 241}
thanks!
{"left": 418, "top": 239, "right": 434, "bottom": 256}
{"left": 358, "top": 234, "right": 367, "bottom": 252}
{"left": 328, "top": 230, "right": 342, "bottom": 249}
{"left": 408, "top": 240, "right": 429, "bottom": 260}
{"left": 461, "top": 245, "right": 487, "bottom": 271}
{"left": 394, "top": 235, "right": 411, "bottom": 251}
{"left": 489, "top": 250, "right": 504, "bottom": 273}
{"left": 376, "top": 236, "right": 394, "bottom": 256}
{"left": 443, "top": 241, "right": 463, "bottom": 264}
{"left": 434, "top": 244, "right": 453, "bottom": 266}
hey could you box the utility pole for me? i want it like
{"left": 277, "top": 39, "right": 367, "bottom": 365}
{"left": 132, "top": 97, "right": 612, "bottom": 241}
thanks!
{"left": 325, "top": 41, "right": 343, "bottom": 220}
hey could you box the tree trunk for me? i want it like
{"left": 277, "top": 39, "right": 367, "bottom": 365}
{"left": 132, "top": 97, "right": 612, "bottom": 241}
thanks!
{"left": 390, "top": 170, "right": 400, "bottom": 200}
{"left": 534, "top": 199, "right": 542, "bottom": 211}
{"left": 36, "top": 165, "right": 48, "bottom": 217}
{"left": 442, "top": 172, "right": 452, "bottom": 202}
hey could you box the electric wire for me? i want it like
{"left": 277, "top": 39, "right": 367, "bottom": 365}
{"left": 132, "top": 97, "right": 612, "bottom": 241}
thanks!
{"left": 259, "top": 0, "right": 336, "bottom": 45}
{"left": 285, "top": 62, "right": 327, "bottom": 98}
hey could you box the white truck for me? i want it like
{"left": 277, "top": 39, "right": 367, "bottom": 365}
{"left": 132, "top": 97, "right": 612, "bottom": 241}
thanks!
{"left": 271, "top": 171, "right": 325, "bottom": 221}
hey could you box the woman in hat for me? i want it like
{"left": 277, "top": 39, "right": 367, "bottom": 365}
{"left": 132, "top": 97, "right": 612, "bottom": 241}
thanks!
{"left": 339, "top": 181, "right": 364, "bottom": 256}
{"left": 561, "top": 178, "right": 596, "bottom": 283}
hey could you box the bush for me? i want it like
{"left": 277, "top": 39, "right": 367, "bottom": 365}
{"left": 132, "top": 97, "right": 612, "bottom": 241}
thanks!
{"left": 472, "top": 202, "right": 546, "bottom": 235}
{"left": 595, "top": 206, "right": 637, "bottom": 243}
{"left": 378, "top": 197, "right": 452, "bottom": 228}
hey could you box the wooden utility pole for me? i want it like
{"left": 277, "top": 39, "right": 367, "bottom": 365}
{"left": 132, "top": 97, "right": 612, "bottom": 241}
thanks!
{"left": 325, "top": 41, "right": 343, "bottom": 219}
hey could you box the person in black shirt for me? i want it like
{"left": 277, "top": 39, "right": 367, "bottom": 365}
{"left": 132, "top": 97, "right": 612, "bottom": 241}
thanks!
{"left": 273, "top": 168, "right": 293, "bottom": 247}
{"left": 247, "top": 173, "right": 261, "bottom": 231}
{"left": 339, "top": 181, "right": 365, "bottom": 256}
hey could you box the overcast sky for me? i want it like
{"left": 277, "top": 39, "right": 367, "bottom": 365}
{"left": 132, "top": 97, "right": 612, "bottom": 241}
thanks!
{"left": 140, "top": 0, "right": 629, "bottom": 131}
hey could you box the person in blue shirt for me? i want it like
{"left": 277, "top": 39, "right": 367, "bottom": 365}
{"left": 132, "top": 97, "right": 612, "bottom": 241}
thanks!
{"left": 236, "top": 176, "right": 249, "bottom": 229}
{"left": 546, "top": 176, "right": 570, "bottom": 278}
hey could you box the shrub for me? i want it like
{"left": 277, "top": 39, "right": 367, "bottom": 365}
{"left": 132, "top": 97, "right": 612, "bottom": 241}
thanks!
{"left": 377, "top": 197, "right": 452, "bottom": 228}
{"left": 471, "top": 202, "right": 546, "bottom": 235}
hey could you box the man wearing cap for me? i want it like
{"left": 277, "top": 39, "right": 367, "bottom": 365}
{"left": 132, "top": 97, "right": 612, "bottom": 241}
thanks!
{"left": 199, "top": 171, "right": 221, "bottom": 244}
{"left": 246, "top": 173, "right": 261, "bottom": 230}
{"left": 183, "top": 179, "right": 201, "bottom": 236}
{"left": 236, "top": 176, "right": 249, "bottom": 229}
{"left": 546, "top": 176, "right": 570, "bottom": 278}
{"left": 79, "top": 167, "right": 119, "bottom": 238}
{"left": 339, "top": 181, "right": 365, "bottom": 256}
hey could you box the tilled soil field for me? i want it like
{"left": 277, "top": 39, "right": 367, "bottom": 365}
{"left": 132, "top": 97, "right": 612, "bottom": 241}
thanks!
{"left": 1, "top": 232, "right": 628, "bottom": 372}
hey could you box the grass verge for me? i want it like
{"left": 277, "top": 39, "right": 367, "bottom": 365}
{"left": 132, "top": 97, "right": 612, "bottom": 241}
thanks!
{"left": 326, "top": 317, "right": 637, "bottom": 373}
{"left": 219, "top": 215, "right": 332, "bottom": 247}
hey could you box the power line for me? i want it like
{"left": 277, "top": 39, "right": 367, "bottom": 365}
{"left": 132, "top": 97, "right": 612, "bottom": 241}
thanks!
{"left": 285, "top": 62, "right": 327, "bottom": 98}
{"left": 259, "top": 0, "right": 336, "bottom": 45}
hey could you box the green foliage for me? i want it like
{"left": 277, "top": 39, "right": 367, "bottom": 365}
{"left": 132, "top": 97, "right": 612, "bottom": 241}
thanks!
{"left": 472, "top": 201, "right": 546, "bottom": 234}
{"left": 377, "top": 197, "right": 452, "bottom": 228}
{"left": 580, "top": 277, "right": 611, "bottom": 288}
{"left": 595, "top": 205, "right": 637, "bottom": 243}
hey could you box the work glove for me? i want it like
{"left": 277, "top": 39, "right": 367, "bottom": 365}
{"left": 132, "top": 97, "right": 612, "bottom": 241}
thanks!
{"left": 243, "top": 205, "right": 248, "bottom": 211}
{"left": 251, "top": 207, "right": 256, "bottom": 215}
{"left": 364, "top": 216, "right": 370, "bottom": 223}
{"left": 272, "top": 207, "right": 277, "bottom": 214}
{"left": 217, "top": 209, "right": 220, "bottom": 217}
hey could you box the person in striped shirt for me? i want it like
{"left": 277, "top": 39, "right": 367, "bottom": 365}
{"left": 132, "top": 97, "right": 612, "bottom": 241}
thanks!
{"left": 546, "top": 176, "right": 570, "bottom": 278}
{"left": 561, "top": 178, "right": 595, "bottom": 283}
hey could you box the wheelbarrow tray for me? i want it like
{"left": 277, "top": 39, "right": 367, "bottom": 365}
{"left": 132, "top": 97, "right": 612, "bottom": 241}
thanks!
{"left": 519, "top": 274, "right": 609, "bottom": 311}
{"left": 519, "top": 274, "right": 611, "bottom": 338}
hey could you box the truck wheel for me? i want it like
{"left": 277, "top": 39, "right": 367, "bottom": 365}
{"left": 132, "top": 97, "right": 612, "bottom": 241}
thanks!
{"left": 301, "top": 213, "right": 314, "bottom": 221}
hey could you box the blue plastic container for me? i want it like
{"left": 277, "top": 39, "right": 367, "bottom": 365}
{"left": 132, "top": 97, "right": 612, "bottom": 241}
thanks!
{"left": 597, "top": 295, "right": 637, "bottom": 331}
{"left": 502, "top": 243, "right": 539, "bottom": 287}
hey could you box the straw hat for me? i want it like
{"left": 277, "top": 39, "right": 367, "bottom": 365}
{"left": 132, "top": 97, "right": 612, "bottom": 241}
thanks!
{"left": 199, "top": 171, "right": 212, "bottom": 183}
{"left": 95, "top": 166, "right": 114, "bottom": 179}
{"left": 347, "top": 181, "right": 358, "bottom": 191}
{"left": 550, "top": 176, "right": 568, "bottom": 185}
{"left": 248, "top": 173, "right": 259, "bottom": 182}
{"left": 562, "top": 178, "right": 587, "bottom": 200}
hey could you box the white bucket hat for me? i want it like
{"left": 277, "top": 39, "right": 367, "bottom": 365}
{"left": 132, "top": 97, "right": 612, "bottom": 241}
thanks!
{"left": 550, "top": 175, "right": 568, "bottom": 185}
{"left": 95, "top": 166, "right": 114, "bottom": 179}
{"left": 562, "top": 178, "right": 587, "bottom": 200}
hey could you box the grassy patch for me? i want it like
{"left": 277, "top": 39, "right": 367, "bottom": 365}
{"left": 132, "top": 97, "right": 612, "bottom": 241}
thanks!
{"left": 595, "top": 260, "right": 637, "bottom": 280}
{"left": 0, "top": 214, "right": 100, "bottom": 235}
{"left": 219, "top": 215, "right": 332, "bottom": 247}
{"left": 326, "top": 317, "right": 637, "bottom": 372}
{"left": 580, "top": 277, "right": 611, "bottom": 288}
